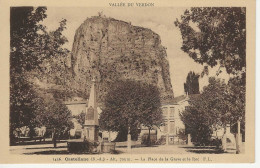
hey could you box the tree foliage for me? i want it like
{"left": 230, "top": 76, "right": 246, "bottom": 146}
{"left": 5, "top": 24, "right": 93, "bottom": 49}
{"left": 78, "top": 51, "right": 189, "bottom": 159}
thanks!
{"left": 10, "top": 7, "right": 47, "bottom": 73}
{"left": 175, "top": 7, "right": 246, "bottom": 75}
{"left": 10, "top": 7, "right": 69, "bottom": 73}
{"left": 176, "top": 8, "right": 246, "bottom": 145}
{"left": 181, "top": 76, "right": 245, "bottom": 145}
{"left": 99, "top": 80, "right": 163, "bottom": 141}
{"left": 35, "top": 98, "right": 74, "bottom": 132}
{"left": 73, "top": 111, "right": 86, "bottom": 128}
{"left": 10, "top": 7, "right": 71, "bottom": 144}
{"left": 34, "top": 97, "right": 73, "bottom": 147}
{"left": 10, "top": 77, "right": 45, "bottom": 138}
{"left": 184, "top": 71, "right": 200, "bottom": 95}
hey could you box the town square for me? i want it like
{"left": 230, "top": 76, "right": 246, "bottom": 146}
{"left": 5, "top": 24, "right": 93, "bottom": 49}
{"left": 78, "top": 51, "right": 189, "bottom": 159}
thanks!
{"left": 8, "top": 6, "right": 246, "bottom": 156}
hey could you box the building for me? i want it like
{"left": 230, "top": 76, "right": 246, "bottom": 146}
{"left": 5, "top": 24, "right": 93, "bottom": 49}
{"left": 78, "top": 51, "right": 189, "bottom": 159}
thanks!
{"left": 138, "top": 95, "right": 189, "bottom": 145}
{"left": 64, "top": 98, "right": 88, "bottom": 116}
{"left": 63, "top": 99, "right": 87, "bottom": 138}
{"left": 64, "top": 99, "right": 117, "bottom": 141}
{"left": 158, "top": 95, "right": 188, "bottom": 145}
{"left": 64, "top": 94, "right": 191, "bottom": 144}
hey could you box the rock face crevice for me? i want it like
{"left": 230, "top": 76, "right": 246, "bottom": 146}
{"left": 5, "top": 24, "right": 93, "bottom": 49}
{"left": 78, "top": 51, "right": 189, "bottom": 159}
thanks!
{"left": 70, "top": 16, "right": 174, "bottom": 104}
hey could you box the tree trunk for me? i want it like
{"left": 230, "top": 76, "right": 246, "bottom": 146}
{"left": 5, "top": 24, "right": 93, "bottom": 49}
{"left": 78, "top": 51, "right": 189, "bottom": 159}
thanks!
{"left": 147, "top": 127, "right": 151, "bottom": 146}
{"left": 28, "top": 126, "right": 35, "bottom": 139}
{"left": 187, "top": 134, "right": 192, "bottom": 145}
{"left": 236, "top": 120, "right": 241, "bottom": 154}
{"left": 127, "top": 126, "right": 131, "bottom": 153}
{"left": 10, "top": 125, "right": 16, "bottom": 145}
{"left": 114, "top": 128, "right": 128, "bottom": 142}
{"left": 222, "top": 126, "right": 227, "bottom": 152}
{"left": 53, "top": 129, "right": 57, "bottom": 148}
{"left": 108, "top": 131, "right": 111, "bottom": 142}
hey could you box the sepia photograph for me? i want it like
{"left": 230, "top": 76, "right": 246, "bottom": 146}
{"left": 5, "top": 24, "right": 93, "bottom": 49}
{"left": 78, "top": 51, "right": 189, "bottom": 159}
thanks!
{"left": 0, "top": 0, "right": 256, "bottom": 164}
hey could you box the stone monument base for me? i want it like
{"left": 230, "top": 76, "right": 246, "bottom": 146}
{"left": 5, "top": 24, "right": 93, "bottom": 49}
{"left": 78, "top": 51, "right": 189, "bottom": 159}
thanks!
{"left": 67, "top": 139, "right": 100, "bottom": 154}
{"left": 83, "top": 125, "right": 99, "bottom": 142}
{"left": 101, "top": 142, "right": 116, "bottom": 153}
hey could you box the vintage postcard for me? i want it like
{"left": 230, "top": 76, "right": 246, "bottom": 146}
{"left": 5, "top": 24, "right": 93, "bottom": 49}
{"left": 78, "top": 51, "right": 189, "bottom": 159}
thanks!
{"left": 0, "top": 0, "right": 256, "bottom": 164}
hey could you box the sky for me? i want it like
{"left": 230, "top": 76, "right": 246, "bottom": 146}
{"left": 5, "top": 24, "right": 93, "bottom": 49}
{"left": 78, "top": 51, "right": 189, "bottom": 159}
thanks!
{"left": 42, "top": 7, "right": 230, "bottom": 97}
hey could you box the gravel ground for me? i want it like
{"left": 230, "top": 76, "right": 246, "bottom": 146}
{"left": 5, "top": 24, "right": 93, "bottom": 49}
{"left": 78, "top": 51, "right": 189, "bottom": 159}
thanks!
{"left": 10, "top": 141, "right": 245, "bottom": 155}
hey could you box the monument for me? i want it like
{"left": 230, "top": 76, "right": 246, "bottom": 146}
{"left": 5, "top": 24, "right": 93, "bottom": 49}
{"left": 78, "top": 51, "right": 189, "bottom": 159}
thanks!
{"left": 67, "top": 78, "right": 100, "bottom": 153}
{"left": 83, "top": 78, "right": 99, "bottom": 142}
{"left": 67, "top": 78, "right": 116, "bottom": 153}
{"left": 221, "top": 124, "right": 236, "bottom": 152}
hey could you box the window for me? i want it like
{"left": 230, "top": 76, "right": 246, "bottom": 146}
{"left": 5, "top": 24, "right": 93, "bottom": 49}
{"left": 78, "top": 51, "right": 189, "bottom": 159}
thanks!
{"left": 169, "top": 121, "right": 175, "bottom": 134}
{"left": 164, "top": 122, "right": 168, "bottom": 132}
{"left": 170, "top": 107, "right": 175, "bottom": 118}
{"left": 162, "top": 107, "right": 168, "bottom": 118}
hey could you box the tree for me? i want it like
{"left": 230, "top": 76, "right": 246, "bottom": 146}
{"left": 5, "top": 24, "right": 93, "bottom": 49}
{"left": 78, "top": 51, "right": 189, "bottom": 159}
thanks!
{"left": 10, "top": 7, "right": 69, "bottom": 74}
{"left": 10, "top": 77, "right": 46, "bottom": 142}
{"left": 180, "top": 77, "right": 244, "bottom": 145}
{"left": 10, "top": 7, "right": 47, "bottom": 144}
{"left": 226, "top": 73, "right": 246, "bottom": 140}
{"left": 73, "top": 111, "right": 86, "bottom": 128}
{"left": 35, "top": 98, "right": 74, "bottom": 147}
{"left": 99, "top": 80, "right": 163, "bottom": 146}
{"left": 138, "top": 83, "right": 163, "bottom": 146}
{"left": 10, "top": 7, "right": 70, "bottom": 144}
{"left": 175, "top": 7, "right": 246, "bottom": 75}
{"left": 181, "top": 78, "right": 226, "bottom": 145}
{"left": 184, "top": 71, "right": 200, "bottom": 95}
{"left": 175, "top": 8, "right": 246, "bottom": 145}
{"left": 10, "top": 7, "right": 47, "bottom": 73}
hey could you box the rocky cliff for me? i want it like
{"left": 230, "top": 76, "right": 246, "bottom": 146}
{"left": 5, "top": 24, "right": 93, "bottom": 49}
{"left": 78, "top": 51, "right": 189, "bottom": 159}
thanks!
{"left": 67, "top": 16, "right": 174, "bottom": 104}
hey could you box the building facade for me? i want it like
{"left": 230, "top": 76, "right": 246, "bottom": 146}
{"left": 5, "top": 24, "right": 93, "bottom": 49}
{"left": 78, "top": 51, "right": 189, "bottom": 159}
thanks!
{"left": 64, "top": 95, "right": 189, "bottom": 144}
{"left": 138, "top": 95, "right": 189, "bottom": 145}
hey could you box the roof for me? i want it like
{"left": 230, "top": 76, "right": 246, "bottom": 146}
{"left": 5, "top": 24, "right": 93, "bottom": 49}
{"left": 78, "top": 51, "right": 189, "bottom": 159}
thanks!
{"left": 188, "top": 94, "right": 201, "bottom": 100}
{"left": 162, "top": 94, "right": 201, "bottom": 106}
{"left": 162, "top": 95, "right": 187, "bottom": 106}
{"left": 172, "top": 95, "right": 187, "bottom": 104}
{"left": 63, "top": 100, "right": 88, "bottom": 105}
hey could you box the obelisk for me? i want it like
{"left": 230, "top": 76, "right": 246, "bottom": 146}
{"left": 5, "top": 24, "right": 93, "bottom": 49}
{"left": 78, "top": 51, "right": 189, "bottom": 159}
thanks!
{"left": 83, "top": 78, "right": 99, "bottom": 142}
